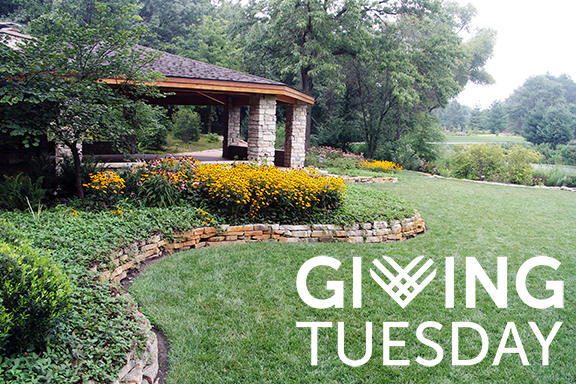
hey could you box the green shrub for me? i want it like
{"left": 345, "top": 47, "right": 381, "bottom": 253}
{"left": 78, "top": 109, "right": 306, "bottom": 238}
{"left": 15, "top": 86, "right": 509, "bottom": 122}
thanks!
{"left": 452, "top": 144, "right": 505, "bottom": 180}
{"left": 505, "top": 145, "right": 542, "bottom": 185}
{"left": 0, "top": 241, "right": 70, "bottom": 355}
{"left": 0, "top": 174, "right": 45, "bottom": 211}
{"left": 305, "top": 146, "right": 364, "bottom": 170}
{"left": 172, "top": 108, "right": 201, "bottom": 143}
{"left": 532, "top": 167, "right": 576, "bottom": 187}
{"left": 206, "top": 133, "right": 220, "bottom": 143}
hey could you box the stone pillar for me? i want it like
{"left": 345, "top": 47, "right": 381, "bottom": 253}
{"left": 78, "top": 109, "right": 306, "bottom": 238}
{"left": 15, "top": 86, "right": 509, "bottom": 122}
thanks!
{"left": 247, "top": 94, "right": 276, "bottom": 164}
{"left": 222, "top": 97, "right": 241, "bottom": 159}
{"left": 284, "top": 101, "right": 307, "bottom": 167}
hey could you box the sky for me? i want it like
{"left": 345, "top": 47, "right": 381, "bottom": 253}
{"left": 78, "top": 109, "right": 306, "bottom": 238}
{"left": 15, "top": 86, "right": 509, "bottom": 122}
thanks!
{"left": 454, "top": 0, "right": 576, "bottom": 109}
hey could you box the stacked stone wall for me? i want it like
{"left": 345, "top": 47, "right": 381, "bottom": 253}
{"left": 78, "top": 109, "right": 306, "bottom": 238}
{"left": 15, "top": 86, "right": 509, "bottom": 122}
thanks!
{"left": 99, "top": 214, "right": 425, "bottom": 383}
{"left": 247, "top": 94, "right": 277, "bottom": 163}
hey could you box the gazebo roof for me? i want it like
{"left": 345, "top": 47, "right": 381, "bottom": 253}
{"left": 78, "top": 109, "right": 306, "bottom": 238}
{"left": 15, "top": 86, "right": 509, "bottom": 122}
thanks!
{"left": 135, "top": 45, "right": 314, "bottom": 106}
{"left": 139, "top": 45, "right": 283, "bottom": 86}
{"left": 0, "top": 27, "right": 314, "bottom": 106}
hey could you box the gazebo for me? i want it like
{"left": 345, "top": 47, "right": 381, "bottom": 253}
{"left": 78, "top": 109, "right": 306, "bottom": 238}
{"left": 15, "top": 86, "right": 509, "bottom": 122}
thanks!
{"left": 105, "top": 46, "right": 314, "bottom": 167}
{"left": 1, "top": 26, "right": 313, "bottom": 168}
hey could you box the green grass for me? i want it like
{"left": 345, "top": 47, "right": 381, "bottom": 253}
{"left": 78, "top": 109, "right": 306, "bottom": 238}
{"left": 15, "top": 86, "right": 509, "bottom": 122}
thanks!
{"left": 443, "top": 134, "right": 526, "bottom": 143}
{"left": 145, "top": 133, "right": 222, "bottom": 154}
{"left": 130, "top": 172, "right": 576, "bottom": 383}
{"left": 323, "top": 167, "right": 400, "bottom": 178}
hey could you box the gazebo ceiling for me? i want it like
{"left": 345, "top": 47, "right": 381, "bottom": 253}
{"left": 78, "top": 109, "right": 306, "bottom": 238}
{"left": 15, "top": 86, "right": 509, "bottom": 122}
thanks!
{"left": 104, "top": 45, "right": 314, "bottom": 107}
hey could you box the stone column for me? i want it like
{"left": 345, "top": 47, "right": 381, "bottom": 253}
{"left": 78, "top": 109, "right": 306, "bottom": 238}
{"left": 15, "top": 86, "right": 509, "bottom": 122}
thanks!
{"left": 284, "top": 101, "right": 307, "bottom": 167}
{"left": 247, "top": 94, "right": 276, "bottom": 164}
{"left": 222, "top": 97, "right": 241, "bottom": 159}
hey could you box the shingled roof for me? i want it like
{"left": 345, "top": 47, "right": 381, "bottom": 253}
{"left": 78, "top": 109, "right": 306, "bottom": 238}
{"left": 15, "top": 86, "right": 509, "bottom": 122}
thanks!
{"left": 139, "top": 45, "right": 286, "bottom": 86}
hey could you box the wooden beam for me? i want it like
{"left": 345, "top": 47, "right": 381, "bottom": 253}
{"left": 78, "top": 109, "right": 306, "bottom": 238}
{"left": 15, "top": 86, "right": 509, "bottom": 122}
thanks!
{"left": 102, "top": 77, "right": 315, "bottom": 105}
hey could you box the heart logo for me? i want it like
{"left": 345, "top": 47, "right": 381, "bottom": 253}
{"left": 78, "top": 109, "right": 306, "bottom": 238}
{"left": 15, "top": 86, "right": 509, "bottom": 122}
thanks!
{"left": 370, "top": 256, "right": 436, "bottom": 308}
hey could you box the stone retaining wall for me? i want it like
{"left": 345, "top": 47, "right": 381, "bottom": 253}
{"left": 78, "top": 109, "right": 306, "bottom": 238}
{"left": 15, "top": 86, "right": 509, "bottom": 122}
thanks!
{"left": 101, "top": 213, "right": 425, "bottom": 383}
{"left": 98, "top": 212, "right": 425, "bottom": 284}
{"left": 336, "top": 175, "right": 399, "bottom": 183}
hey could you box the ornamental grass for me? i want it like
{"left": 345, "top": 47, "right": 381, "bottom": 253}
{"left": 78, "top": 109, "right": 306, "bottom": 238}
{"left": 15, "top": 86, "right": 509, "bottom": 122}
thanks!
{"left": 194, "top": 163, "right": 347, "bottom": 221}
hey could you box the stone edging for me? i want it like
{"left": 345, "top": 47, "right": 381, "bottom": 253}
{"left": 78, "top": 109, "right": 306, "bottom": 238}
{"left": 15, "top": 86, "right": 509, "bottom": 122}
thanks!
{"left": 328, "top": 174, "right": 399, "bottom": 183}
{"left": 98, "top": 213, "right": 426, "bottom": 384}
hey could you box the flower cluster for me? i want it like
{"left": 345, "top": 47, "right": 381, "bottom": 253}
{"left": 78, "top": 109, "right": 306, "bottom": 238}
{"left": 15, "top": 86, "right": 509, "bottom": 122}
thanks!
{"left": 197, "top": 208, "right": 216, "bottom": 226}
{"left": 129, "top": 156, "right": 199, "bottom": 207}
{"left": 195, "top": 163, "right": 347, "bottom": 220}
{"left": 360, "top": 160, "right": 403, "bottom": 173}
{"left": 134, "top": 156, "right": 198, "bottom": 190}
{"left": 83, "top": 171, "right": 126, "bottom": 195}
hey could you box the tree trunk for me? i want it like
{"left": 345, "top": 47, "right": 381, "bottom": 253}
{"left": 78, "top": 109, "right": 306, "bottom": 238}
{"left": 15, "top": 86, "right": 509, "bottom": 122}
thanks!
{"left": 207, "top": 106, "right": 212, "bottom": 134}
{"left": 301, "top": 66, "right": 314, "bottom": 150}
{"left": 68, "top": 142, "right": 84, "bottom": 201}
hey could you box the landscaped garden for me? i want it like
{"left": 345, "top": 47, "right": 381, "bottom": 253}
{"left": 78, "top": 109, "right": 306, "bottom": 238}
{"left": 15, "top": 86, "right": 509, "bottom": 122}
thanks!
{"left": 0, "top": 155, "right": 415, "bottom": 383}
{"left": 130, "top": 171, "right": 576, "bottom": 383}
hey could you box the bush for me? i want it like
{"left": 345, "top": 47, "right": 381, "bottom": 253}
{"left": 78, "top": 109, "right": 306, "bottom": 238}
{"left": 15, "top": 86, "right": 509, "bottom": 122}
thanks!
{"left": 0, "top": 230, "right": 70, "bottom": 355}
{"left": 505, "top": 145, "right": 542, "bottom": 185}
{"left": 532, "top": 167, "right": 576, "bottom": 187}
{"left": 206, "top": 133, "right": 220, "bottom": 143}
{"left": 0, "top": 174, "right": 45, "bottom": 211}
{"left": 452, "top": 144, "right": 505, "bottom": 180}
{"left": 194, "top": 163, "right": 347, "bottom": 222}
{"left": 305, "top": 146, "right": 364, "bottom": 170}
{"left": 172, "top": 108, "right": 201, "bottom": 143}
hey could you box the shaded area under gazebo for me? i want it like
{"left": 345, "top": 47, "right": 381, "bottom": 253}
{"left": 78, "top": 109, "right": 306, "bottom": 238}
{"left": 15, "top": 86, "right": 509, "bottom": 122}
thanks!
{"left": 104, "top": 46, "right": 314, "bottom": 167}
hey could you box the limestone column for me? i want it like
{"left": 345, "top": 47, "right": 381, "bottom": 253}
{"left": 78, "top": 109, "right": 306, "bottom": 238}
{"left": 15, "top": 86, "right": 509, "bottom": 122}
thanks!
{"left": 222, "top": 97, "right": 241, "bottom": 159}
{"left": 284, "top": 101, "right": 307, "bottom": 167}
{"left": 247, "top": 94, "right": 276, "bottom": 164}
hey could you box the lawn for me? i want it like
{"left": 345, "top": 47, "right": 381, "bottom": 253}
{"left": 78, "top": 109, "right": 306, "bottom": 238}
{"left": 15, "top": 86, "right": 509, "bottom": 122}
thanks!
{"left": 130, "top": 172, "right": 576, "bottom": 383}
{"left": 442, "top": 134, "right": 526, "bottom": 144}
{"left": 146, "top": 133, "right": 223, "bottom": 154}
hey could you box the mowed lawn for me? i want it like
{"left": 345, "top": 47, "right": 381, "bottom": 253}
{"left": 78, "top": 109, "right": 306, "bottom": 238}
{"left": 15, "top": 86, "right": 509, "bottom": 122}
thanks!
{"left": 130, "top": 172, "right": 576, "bottom": 383}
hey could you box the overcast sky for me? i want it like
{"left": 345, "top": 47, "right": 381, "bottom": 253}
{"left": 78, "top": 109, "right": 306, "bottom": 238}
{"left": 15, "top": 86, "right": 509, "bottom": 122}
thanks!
{"left": 454, "top": 0, "right": 576, "bottom": 109}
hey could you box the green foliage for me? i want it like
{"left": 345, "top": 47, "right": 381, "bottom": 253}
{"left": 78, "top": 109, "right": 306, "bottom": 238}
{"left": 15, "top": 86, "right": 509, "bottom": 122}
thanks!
{"left": 522, "top": 103, "right": 574, "bottom": 148}
{"left": 205, "top": 132, "right": 220, "bottom": 143}
{"left": 506, "top": 75, "right": 568, "bottom": 134}
{"left": 534, "top": 143, "right": 576, "bottom": 166}
{"left": 0, "top": 5, "right": 164, "bottom": 199}
{"left": 123, "top": 156, "right": 199, "bottom": 208}
{"left": 0, "top": 173, "right": 45, "bottom": 211}
{"left": 172, "top": 108, "right": 201, "bottom": 143}
{"left": 532, "top": 166, "right": 576, "bottom": 187}
{"left": 452, "top": 144, "right": 505, "bottom": 180}
{"left": 322, "top": 184, "right": 414, "bottom": 224}
{"left": 0, "top": 234, "right": 70, "bottom": 355}
{"left": 131, "top": 104, "right": 170, "bottom": 151}
{"left": 305, "top": 146, "right": 364, "bottom": 170}
{"left": 171, "top": 15, "right": 241, "bottom": 70}
{"left": 484, "top": 100, "right": 507, "bottom": 134}
{"left": 505, "top": 145, "right": 543, "bottom": 184}
{"left": 435, "top": 100, "right": 471, "bottom": 131}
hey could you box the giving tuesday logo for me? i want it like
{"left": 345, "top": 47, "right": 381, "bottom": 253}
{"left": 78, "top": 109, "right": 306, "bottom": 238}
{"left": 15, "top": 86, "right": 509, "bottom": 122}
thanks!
{"left": 370, "top": 256, "right": 436, "bottom": 308}
{"left": 295, "top": 255, "right": 565, "bottom": 367}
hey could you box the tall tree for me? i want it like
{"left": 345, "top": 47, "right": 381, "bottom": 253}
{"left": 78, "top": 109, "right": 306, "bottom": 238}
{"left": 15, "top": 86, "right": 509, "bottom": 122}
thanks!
{"left": 0, "top": 5, "right": 163, "bottom": 199}
{"left": 506, "top": 75, "right": 566, "bottom": 133}
{"left": 235, "top": 0, "right": 367, "bottom": 148}
{"left": 467, "top": 105, "right": 485, "bottom": 131}
{"left": 484, "top": 100, "right": 507, "bottom": 134}
{"left": 436, "top": 101, "right": 471, "bottom": 131}
{"left": 522, "top": 103, "right": 574, "bottom": 148}
{"left": 343, "top": 2, "right": 494, "bottom": 159}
